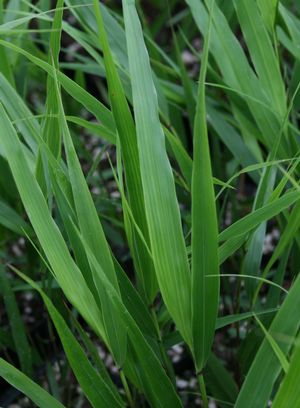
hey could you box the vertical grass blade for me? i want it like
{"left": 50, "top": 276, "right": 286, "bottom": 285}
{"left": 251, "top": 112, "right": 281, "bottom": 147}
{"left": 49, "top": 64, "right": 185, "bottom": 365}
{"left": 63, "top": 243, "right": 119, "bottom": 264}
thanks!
{"left": 257, "top": 0, "right": 278, "bottom": 33}
{"left": 191, "top": 0, "right": 219, "bottom": 372}
{"left": 260, "top": 201, "right": 300, "bottom": 284}
{"left": 233, "top": 0, "right": 286, "bottom": 117}
{"left": 72, "top": 223, "right": 183, "bottom": 408}
{"left": 52, "top": 64, "right": 127, "bottom": 367}
{"left": 0, "top": 266, "right": 32, "bottom": 376}
{"left": 0, "top": 1, "right": 14, "bottom": 86}
{"left": 186, "top": 0, "right": 284, "bottom": 154}
{"left": 92, "top": 0, "right": 157, "bottom": 303}
{"left": 43, "top": 0, "right": 63, "bottom": 158}
{"left": 36, "top": 0, "right": 64, "bottom": 196}
{"left": 0, "top": 72, "right": 38, "bottom": 156}
{"left": 0, "top": 102, "right": 104, "bottom": 341}
{"left": 122, "top": 0, "right": 192, "bottom": 346}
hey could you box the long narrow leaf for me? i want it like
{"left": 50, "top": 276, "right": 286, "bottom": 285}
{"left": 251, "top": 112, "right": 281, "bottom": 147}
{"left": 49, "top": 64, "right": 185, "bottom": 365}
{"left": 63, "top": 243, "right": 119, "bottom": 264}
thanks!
{"left": 0, "top": 102, "right": 105, "bottom": 342}
{"left": 15, "top": 270, "right": 125, "bottom": 408}
{"left": 52, "top": 62, "right": 127, "bottom": 366}
{"left": 92, "top": 0, "right": 157, "bottom": 303}
{"left": 0, "top": 266, "right": 32, "bottom": 376}
{"left": 122, "top": 0, "right": 192, "bottom": 346}
{"left": 0, "top": 358, "right": 65, "bottom": 408}
{"left": 191, "top": 0, "right": 219, "bottom": 371}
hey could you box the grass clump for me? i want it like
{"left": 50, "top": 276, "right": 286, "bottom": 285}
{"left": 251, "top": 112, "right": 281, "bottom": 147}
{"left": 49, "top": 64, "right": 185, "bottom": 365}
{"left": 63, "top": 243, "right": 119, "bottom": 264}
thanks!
{"left": 0, "top": 0, "right": 300, "bottom": 407}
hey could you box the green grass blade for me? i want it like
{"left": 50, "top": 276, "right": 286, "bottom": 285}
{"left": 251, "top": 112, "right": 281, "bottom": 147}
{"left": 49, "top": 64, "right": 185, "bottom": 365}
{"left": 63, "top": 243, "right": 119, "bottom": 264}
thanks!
{"left": 0, "top": 266, "right": 32, "bottom": 376}
{"left": 0, "top": 102, "right": 104, "bottom": 341}
{"left": 115, "top": 260, "right": 158, "bottom": 340}
{"left": 66, "top": 116, "right": 116, "bottom": 144}
{"left": 250, "top": 155, "right": 300, "bottom": 302}
{"left": 218, "top": 188, "right": 300, "bottom": 264}
{"left": 0, "top": 199, "right": 32, "bottom": 236}
{"left": 272, "top": 337, "right": 300, "bottom": 408}
{"left": 242, "top": 163, "right": 276, "bottom": 299}
{"left": 172, "top": 30, "right": 195, "bottom": 127}
{"left": 186, "top": 0, "right": 284, "bottom": 154}
{"left": 257, "top": 0, "right": 278, "bottom": 33}
{"left": 260, "top": 201, "right": 300, "bottom": 284}
{"left": 52, "top": 63, "right": 127, "bottom": 367}
{"left": 233, "top": 0, "right": 285, "bottom": 116}
{"left": 217, "top": 308, "right": 279, "bottom": 330}
{"left": 0, "top": 72, "right": 38, "bottom": 155}
{"left": 92, "top": 0, "right": 157, "bottom": 303}
{"left": 191, "top": 0, "right": 219, "bottom": 371}
{"left": 265, "top": 247, "right": 291, "bottom": 312}
{"left": 164, "top": 127, "right": 192, "bottom": 187}
{"left": 219, "top": 190, "right": 300, "bottom": 242}
{"left": 71, "top": 221, "right": 183, "bottom": 408}
{"left": 0, "top": 358, "right": 65, "bottom": 408}
{"left": 208, "top": 105, "right": 257, "bottom": 174}
{"left": 254, "top": 315, "right": 289, "bottom": 374}
{"left": 122, "top": 0, "right": 192, "bottom": 346}
{"left": 0, "top": 39, "right": 116, "bottom": 136}
{"left": 235, "top": 274, "right": 300, "bottom": 408}
{"left": 0, "top": 1, "right": 15, "bottom": 86}
{"left": 205, "top": 353, "right": 238, "bottom": 404}
{"left": 15, "top": 270, "right": 125, "bottom": 408}
{"left": 218, "top": 235, "right": 247, "bottom": 265}
{"left": 35, "top": 0, "right": 64, "bottom": 195}
{"left": 43, "top": 0, "right": 63, "bottom": 158}
{"left": 71, "top": 315, "right": 118, "bottom": 390}
{"left": 163, "top": 308, "right": 279, "bottom": 349}
{"left": 45, "top": 362, "right": 60, "bottom": 402}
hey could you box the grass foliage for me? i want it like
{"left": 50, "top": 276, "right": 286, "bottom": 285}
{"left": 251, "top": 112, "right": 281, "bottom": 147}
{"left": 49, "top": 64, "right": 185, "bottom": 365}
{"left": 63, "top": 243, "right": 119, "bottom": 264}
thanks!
{"left": 0, "top": 0, "right": 300, "bottom": 407}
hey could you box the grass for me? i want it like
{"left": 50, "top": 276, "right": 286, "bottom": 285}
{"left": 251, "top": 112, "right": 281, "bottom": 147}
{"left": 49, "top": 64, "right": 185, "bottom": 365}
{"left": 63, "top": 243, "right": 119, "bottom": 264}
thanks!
{"left": 0, "top": 0, "right": 300, "bottom": 407}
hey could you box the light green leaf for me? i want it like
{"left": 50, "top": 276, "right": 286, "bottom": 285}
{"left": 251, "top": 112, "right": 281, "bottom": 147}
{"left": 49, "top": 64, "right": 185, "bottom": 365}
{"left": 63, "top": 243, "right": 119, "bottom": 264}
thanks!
{"left": 0, "top": 358, "right": 65, "bottom": 408}
{"left": 93, "top": 0, "right": 157, "bottom": 303}
{"left": 257, "top": 0, "right": 278, "bottom": 33}
{"left": 122, "top": 0, "right": 192, "bottom": 346}
{"left": 254, "top": 314, "right": 289, "bottom": 374}
{"left": 0, "top": 102, "right": 105, "bottom": 343}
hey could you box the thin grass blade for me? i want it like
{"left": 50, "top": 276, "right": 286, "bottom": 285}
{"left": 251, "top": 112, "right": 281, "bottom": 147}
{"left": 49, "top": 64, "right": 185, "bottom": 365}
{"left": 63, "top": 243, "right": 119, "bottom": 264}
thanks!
{"left": 15, "top": 270, "right": 125, "bottom": 408}
{"left": 122, "top": 0, "right": 192, "bottom": 346}
{"left": 0, "top": 102, "right": 105, "bottom": 341}
{"left": 0, "top": 358, "right": 65, "bottom": 408}
{"left": 191, "top": 0, "right": 219, "bottom": 371}
{"left": 0, "top": 266, "right": 32, "bottom": 376}
{"left": 52, "top": 63, "right": 127, "bottom": 367}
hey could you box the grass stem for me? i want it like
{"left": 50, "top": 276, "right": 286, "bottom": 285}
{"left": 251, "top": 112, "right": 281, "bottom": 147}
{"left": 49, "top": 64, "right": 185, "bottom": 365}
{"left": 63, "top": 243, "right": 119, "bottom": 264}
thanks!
{"left": 198, "top": 373, "right": 209, "bottom": 408}
{"left": 120, "top": 370, "right": 135, "bottom": 408}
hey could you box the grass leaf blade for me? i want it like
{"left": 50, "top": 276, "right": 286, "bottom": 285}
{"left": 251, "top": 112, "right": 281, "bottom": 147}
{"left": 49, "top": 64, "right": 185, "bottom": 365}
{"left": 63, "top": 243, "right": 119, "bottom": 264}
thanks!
{"left": 191, "top": 0, "right": 219, "bottom": 371}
